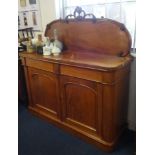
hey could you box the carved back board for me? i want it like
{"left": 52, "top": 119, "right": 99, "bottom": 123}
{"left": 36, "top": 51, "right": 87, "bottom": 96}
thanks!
{"left": 45, "top": 8, "right": 131, "bottom": 57}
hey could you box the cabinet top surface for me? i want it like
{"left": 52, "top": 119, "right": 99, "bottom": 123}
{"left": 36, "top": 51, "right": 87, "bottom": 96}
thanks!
{"left": 19, "top": 51, "right": 132, "bottom": 70}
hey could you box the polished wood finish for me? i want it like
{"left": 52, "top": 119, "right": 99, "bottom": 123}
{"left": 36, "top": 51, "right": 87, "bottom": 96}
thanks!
{"left": 18, "top": 58, "right": 27, "bottom": 103}
{"left": 45, "top": 19, "right": 131, "bottom": 56}
{"left": 26, "top": 59, "right": 54, "bottom": 72}
{"left": 27, "top": 68, "right": 60, "bottom": 120}
{"left": 60, "top": 76, "right": 102, "bottom": 137}
{"left": 19, "top": 18, "right": 132, "bottom": 151}
{"left": 60, "top": 65, "right": 103, "bottom": 82}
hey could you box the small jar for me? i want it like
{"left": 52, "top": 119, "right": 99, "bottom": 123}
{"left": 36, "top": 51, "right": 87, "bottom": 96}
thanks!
{"left": 36, "top": 34, "right": 44, "bottom": 54}
{"left": 43, "top": 45, "right": 51, "bottom": 56}
{"left": 52, "top": 45, "right": 61, "bottom": 56}
{"left": 27, "top": 38, "right": 34, "bottom": 53}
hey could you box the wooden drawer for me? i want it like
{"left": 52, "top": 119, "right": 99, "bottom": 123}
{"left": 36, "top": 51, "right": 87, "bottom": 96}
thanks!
{"left": 60, "top": 65, "right": 103, "bottom": 83}
{"left": 26, "top": 59, "right": 54, "bottom": 73}
{"left": 60, "top": 65, "right": 127, "bottom": 84}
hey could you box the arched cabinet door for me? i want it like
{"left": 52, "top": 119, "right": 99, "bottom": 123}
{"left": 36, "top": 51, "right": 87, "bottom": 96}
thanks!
{"left": 28, "top": 67, "right": 60, "bottom": 120}
{"left": 60, "top": 76, "right": 102, "bottom": 137}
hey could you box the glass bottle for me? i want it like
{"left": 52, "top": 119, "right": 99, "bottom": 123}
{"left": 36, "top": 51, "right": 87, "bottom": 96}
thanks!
{"left": 53, "top": 29, "right": 63, "bottom": 50}
{"left": 36, "top": 34, "right": 44, "bottom": 54}
{"left": 27, "top": 37, "right": 34, "bottom": 53}
{"left": 43, "top": 37, "right": 51, "bottom": 56}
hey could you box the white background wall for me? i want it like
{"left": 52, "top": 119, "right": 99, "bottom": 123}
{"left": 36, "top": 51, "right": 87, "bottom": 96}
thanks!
{"left": 39, "top": 0, "right": 56, "bottom": 33}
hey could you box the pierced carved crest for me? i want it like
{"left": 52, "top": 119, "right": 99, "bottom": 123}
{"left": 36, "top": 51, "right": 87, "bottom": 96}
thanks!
{"left": 65, "top": 6, "right": 98, "bottom": 23}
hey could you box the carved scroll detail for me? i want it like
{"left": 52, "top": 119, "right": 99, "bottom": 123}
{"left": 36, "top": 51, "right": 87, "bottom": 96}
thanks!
{"left": 65, "top": 6, "right": 97, "bottom": 23}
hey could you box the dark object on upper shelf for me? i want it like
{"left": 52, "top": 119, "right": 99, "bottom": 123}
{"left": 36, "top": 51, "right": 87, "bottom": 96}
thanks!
{"left": 65, "top": 6, "right": 97, "bottom": 23}
{"left": 18, "top": 27, "right": 34, "bottom": 52}
{"left": 18, "top": 27, "right": 34, "bottom": 40}
{"left": 36, "top": 46, "right": 43, "bottom": 54}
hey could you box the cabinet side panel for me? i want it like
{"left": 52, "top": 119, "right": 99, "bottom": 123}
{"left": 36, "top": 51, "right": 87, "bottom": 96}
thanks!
{"left": 23, "top": 65, "right": 33, "bottom": 106}
{"left": 102, "top": 68, "right": 130, "bottom": 143}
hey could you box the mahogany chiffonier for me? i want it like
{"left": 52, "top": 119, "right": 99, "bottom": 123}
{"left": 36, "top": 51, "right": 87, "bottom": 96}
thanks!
{"left": 19, "top": 9, "right": 133, "bottom": 151}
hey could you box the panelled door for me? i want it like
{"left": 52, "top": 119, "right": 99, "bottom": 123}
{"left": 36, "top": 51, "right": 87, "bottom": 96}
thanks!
{"left": 28, "top": 67, "right": 61, "bottom": 120}
{"left": 60, "top": 76, "right": 102, "bottom": 137}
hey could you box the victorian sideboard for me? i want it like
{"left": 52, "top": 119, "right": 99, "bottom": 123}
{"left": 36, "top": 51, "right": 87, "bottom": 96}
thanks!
{"left": 19, "top": 16, "right": 132, "bottom": 151}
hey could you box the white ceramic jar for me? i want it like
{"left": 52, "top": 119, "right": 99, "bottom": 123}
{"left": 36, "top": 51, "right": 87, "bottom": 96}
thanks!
{"left": 43, "top": 45, "right": 51, "bottom": 56}
{"left": 52, "top": 46, "right": 61, "bottom": 56}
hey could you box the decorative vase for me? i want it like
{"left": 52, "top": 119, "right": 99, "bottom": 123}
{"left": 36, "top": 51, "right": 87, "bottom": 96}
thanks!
{"left": 53, "top": 29, "right": 63, "bottom": 50}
